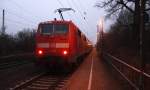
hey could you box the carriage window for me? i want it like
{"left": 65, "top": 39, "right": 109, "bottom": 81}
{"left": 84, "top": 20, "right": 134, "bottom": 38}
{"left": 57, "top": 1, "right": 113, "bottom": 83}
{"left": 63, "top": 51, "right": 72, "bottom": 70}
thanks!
{"left": 54, "top": 24, "right": 68, "bottom": 34}
{"left": 78, "top": 30, "right": 81, "bottom": 37}
{"left": 40, "top": 24, "right": 53, "bottom": 35}
{"left": 84, "top": 36, "right": 87, "bottom": 41}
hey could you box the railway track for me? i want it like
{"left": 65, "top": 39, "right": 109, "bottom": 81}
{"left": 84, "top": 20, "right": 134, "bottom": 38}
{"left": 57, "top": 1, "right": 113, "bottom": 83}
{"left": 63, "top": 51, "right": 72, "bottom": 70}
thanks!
{"left": 10, "top": 71, "right": 71, "bottom": 90}
{"left": 0, "top": 60, "right": 31, "bottom": 70}
{"left": 0, "top": 53, "right": 35, "bottom": 70}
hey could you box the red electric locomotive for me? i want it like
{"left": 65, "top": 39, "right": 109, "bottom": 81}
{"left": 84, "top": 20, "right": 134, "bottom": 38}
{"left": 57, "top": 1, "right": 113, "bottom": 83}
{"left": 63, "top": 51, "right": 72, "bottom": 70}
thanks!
{"left": 35, "top": 19, "right": 92, "bottom": 69}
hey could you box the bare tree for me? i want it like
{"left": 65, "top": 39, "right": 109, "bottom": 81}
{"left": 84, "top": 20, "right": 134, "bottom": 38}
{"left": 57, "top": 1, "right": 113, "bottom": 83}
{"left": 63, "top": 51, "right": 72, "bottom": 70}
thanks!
{"left": 95, "top": 0, "right": 149, "bottom": 49}
{"left": 95, "top": 0, "right": 134, "bottom": 18}
{"left": 117, "top": 9, "right": 133, "bottom": 25}
{"left": 15, "top": 28, "right": 36, "bottom": 52}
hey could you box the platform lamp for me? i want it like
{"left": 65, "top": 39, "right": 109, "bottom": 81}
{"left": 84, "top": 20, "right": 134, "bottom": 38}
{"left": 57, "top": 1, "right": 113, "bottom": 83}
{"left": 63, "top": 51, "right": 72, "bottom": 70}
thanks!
{"left": 98, "top": 17, "right": 104, "bottom": 55}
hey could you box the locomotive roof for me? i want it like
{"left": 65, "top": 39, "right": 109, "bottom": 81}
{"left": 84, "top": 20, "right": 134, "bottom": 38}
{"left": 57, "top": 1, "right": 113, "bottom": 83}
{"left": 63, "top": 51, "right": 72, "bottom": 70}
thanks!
{"left": 38, "top": 20, "right": 92, "bottom": 45}
{"left": 40, "top": 20, "right": 73, "bottom": 24}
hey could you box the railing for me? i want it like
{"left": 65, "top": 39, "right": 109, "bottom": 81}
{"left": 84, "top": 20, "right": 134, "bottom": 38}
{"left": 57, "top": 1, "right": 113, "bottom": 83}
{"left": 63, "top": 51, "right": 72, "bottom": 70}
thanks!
{"left": 103, "top": 53, "right": 150, "bottom": 90}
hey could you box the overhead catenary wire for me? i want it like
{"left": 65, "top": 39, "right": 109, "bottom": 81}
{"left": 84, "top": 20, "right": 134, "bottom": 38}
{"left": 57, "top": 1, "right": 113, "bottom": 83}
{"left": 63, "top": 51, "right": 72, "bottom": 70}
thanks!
{"left": 71, "top": 0, "right": 86, "bottom": 20}
{"left": 65, "top": 0, "right": 88, "bottom": 33}
{"left": 68, "top": 0, "right": 90, "bottom": 35}
{"left": 56, "top": 0, "right": 73, "bottom": 21}
{"left": 0, "top": 8, "right": 36, "bottom": 27}
{"left": 78, "top": 0, "right": 87, "bottom": 12}
{"left": 1, "top": 0, "right": 93, "bottom": 40}
{"left": 72, "top": 0, "right": 93, "bottom": 29}
{"left": 0, "top": 9, "right": 35, "bottom": 33}
{"left": 70, "top": 0, "right": 94, "bottom": 37}
{"left": 7, "top": 22, "right": 33, "bottom": 30}
{"left": 0, "top": 2, "right": 40, "bottom": 34}
{"left": 57, "top": 0, "right": 65, "bottom": 8}
{"left": 66, "top": 0, "right": 84, "bottom": 23}
{"left": 6, "top": 18, "right": 35, "bottom": 27}
{"left": 7, "top": 0, "right": 48, "bottom": 22}
{"left": 6, "top": 10, "right": 37, "bottom": 24}
{"left": 0, "top": 10, "right": 36, "bottom": 33}
{"left": 64, "top": 0, "right": 77, "bottom": 22}
{"left": 56, "top": 0, "right": 88, "bottom": 36}
{"left": 2, "top": 18, "right": 35, "bottom": 33}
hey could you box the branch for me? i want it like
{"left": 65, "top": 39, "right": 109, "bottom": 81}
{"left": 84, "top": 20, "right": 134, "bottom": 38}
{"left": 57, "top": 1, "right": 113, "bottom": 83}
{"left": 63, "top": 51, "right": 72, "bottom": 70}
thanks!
{"left": 145, "top": 8, "right": 150, "bottom": 11}
{"left": 106, "top": 7, "right": 122, "bottom": 18}
{"left": 146, "top": 2, "right": 150, "bottom": 6}
{"left": 145, "top": 0, "right": 150, "bottom": 11}
{"left": 95, "top": 0, "right": 113, "bottom": 8}
{"left": 117, "top": 0, "right": 134, "bottom": 13}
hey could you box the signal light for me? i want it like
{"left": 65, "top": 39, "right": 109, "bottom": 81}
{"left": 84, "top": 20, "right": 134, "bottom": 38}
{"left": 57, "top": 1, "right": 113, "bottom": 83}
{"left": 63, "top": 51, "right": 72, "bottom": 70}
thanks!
{"left": 63, "top": 50, "right": 68, "bottom": 55}
{"left": 38, "top": 50, "right": 43, "bottom": 55}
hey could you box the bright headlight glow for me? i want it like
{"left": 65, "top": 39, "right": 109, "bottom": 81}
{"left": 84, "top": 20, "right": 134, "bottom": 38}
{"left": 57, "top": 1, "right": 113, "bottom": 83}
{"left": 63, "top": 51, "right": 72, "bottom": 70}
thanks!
{"left": 63, "top": 50, "right": 68, "bottom": 55}
{"left": 38, "top": 50, "right": 43, "bottom": 55}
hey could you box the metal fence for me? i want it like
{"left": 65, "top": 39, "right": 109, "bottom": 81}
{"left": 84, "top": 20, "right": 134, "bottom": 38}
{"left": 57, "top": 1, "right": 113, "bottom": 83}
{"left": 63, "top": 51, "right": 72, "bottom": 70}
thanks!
{"left": 103, "top": 53, "right": 150, "bottom": 90}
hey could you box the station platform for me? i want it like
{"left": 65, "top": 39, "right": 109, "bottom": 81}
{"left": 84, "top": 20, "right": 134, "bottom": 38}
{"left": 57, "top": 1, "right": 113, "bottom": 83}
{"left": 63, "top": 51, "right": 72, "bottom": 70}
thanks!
{"left": 62, "top": 48, "right": 127, "bottom": 90}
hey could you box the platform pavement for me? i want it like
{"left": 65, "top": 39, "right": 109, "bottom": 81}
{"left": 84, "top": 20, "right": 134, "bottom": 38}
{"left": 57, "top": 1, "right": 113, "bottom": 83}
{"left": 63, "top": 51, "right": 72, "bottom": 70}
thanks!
{"left": 62, "top": 48, "right": 128, "bottom": 90}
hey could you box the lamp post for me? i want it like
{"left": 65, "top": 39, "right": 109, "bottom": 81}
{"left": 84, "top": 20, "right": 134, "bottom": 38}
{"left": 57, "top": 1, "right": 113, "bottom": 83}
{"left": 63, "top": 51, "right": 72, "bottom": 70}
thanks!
{"left": 98, "top": 18, "right": 104, "bottom": 55}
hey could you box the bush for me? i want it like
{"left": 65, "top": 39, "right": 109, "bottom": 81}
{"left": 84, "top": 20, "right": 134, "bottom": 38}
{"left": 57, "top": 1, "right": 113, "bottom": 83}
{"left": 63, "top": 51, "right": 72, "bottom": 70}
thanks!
{"left": 0, "top": 28, "right": 36, "bottom": 56}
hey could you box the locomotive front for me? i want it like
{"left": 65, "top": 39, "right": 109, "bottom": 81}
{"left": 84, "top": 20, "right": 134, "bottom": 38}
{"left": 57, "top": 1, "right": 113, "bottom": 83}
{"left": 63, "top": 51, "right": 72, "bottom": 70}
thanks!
{"left": 35, "top": 21, "right": 70, "bottom": 61}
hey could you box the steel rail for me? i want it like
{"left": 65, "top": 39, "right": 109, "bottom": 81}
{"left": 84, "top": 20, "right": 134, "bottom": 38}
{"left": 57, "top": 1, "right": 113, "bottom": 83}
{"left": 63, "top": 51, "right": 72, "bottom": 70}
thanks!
{"left": 9, "top": 73, "right": 45, "bottom": 90}
{"left": 10, "top": 73, "right": 70, "bottom": 90}
{"left": 0, "top": 53, "right": 34, "bottom": 59}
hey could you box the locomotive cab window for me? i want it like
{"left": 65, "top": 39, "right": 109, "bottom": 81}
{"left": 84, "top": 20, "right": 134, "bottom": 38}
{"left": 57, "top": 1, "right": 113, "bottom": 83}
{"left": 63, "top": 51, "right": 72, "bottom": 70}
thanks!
{"left": 39, "top": 24, "right": 68, "bottom": 35}
{"left": 54, "top": 24, "right": 68, "bottom": 34}
{"left": 40, "top": 24, "right": 53, "bottom": 35}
